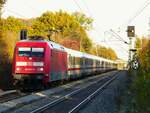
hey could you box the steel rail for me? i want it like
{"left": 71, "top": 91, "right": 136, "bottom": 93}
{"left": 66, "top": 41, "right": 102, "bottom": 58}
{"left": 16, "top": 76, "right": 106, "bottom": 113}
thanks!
{"left": 68, "top": 72, "right": 119, "bottom": 113}
{"left": 0, "top": 90, "right": 27, "bottom": 103}
{"left": 30, "top": 71, "right": 119, "bottom": 113}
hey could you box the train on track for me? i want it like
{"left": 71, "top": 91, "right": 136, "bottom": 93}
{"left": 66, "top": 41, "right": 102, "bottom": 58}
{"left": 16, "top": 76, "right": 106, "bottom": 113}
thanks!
{"left": 12, "top": 31, "right": 118, "bottom": 89}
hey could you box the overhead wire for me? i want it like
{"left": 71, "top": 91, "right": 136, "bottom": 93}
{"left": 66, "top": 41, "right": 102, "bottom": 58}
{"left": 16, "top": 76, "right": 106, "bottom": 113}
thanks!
{"left": 111, "top": 0, "right": 150, "bottom": 47}
{"left": 72, "top": 0, "right": 129, "bottom": 58}
{"left": 81, "top": 0, "right": 128, "bottom": 46}
{"left": 81, "top": 0, "right": 93, "bottom": 17}
{"left": 73, "top": 0, "right": 84, "bottom": 13}
{"left": 110, "top": 29, "right": 129, "bottom": 44}
{"left": 118, "top": 0, "right": 150, "bottom": 29}
{"left": 81, "top": 0, "right": 129, "bottom": 52}
{"left": 21, "top": 1, "right": 41, "bottom": 14}
{"left": 80, "top": 0, "right": 110, "bottom": 45}
{"left": 128, "top": 0, "right": 150, "bottom": 24}
{"left": 4, "top": 0, "right": 42, "bottom": 19}
{"left": 6, "top": 9, "right": 26, "bottom": 18}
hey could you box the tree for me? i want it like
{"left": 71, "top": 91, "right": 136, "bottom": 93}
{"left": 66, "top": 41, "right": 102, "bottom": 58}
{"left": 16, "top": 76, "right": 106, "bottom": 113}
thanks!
{"left": 31, "top": 11, "right": 80, "bottom": 38}
{"left": 90, "top": 44, "right": 117, "bottom": 60}
{"left": 135, "top": 36, "right": 141, "bottom": 49}
{"left": 30, "top": 11, "right": 93, "bottom": 52}
{"left": 0, "top": 0, "right": 6, "bottom": 17}
{"left": 0, "top": 16, "right": 24, "bottom": 89}
{"left": 1, "top": 16, "right": 27, "bottom": 32}
{"left": 81, "top": 36, "right": 92, "bottom": 52}
{"left": 73, "top": 12, "right": 93, "bottom": 31}
{"left": 138, "top": 39, "right": 150, "bottom": 73}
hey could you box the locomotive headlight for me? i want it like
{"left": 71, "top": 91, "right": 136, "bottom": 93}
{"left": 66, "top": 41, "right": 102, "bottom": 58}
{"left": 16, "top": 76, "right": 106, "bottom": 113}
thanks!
{"left": 40, "top": 68, "right": 44, "bottom": 71}
{"left": 37, "top": 67, "right": 44, "bottom": 71}
{"left": 16, "top": 67, "right": 20, "bottom": 71}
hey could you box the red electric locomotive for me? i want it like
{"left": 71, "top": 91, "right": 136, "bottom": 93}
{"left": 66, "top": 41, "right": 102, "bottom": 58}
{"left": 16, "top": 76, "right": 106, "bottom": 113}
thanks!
{"left": 12, "top": 40, "right": 68, "bottom": 88}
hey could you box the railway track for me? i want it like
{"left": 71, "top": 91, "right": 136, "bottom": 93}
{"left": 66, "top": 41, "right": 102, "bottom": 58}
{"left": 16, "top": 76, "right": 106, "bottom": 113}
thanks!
{"left": 29, "top": 71, "right": 119, "bottom": 113}
{"left": 0, "top": 90, "right": 27, "bottom": 103}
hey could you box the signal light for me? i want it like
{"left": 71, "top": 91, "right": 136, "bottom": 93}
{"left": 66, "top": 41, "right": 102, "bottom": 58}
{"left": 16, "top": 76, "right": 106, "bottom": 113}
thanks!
{"left": 127, "top": 26, "right": 135, "bottom": 37}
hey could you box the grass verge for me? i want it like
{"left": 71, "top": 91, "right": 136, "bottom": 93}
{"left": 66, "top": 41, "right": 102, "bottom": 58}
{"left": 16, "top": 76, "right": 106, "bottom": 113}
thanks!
{"left": 119, "top": 70, "right": 150, "bottom": 113}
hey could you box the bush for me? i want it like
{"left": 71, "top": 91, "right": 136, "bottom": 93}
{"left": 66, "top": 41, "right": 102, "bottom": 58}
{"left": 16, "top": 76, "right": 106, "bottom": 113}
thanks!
{"left": 0, "top": 31, "right": 18, "bottom": 89}
{"left": 127, "top": 39, "right": 150, "bottom": 113}
{"left": 128, "top": 72, "right": 150, "bottom": 113}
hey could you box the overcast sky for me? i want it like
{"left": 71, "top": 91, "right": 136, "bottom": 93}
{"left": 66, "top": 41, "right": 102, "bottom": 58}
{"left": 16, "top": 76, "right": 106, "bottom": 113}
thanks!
{"left": 2, "top": 0, "right": 150, "bottom": 61}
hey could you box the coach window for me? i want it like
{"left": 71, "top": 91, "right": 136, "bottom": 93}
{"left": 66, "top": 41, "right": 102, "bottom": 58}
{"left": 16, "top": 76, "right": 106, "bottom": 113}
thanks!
{"left": 76, "top": 57, "right": 80, "bottom": 65}
{"left": 98, "top": 61, "right": 101, "bottom": 66}
{"left": 93, "top": 59, "right": 95, "bottom": 66}
{"left": 85, "top": 58, "right": 87, "bottom": 65}
{"left": 71, "top": 56, "right": 73, "bottom": 65}
{"left": 74, "top": 57, "right": 76, "bottom": 65}
{"left": 106, "top": 62, "right": 108, "bottom": 67}
{"left": 81, "top": 57, "right": 85, "bottom": 66}
{"left": 69, "top": 55, "right": 72, "bottom": 66}
{"left": 97, "top": 60, "right": 99, "bottom": 66}
{"left": 102, "top": 61, "right": 104, "bottom": 67}
{"left": 73, "top": 57, "right": 75, "bottom": 65}
{"left": 70, "top": 56, "right": 74, "bottom": 65}
{"left": 89, "top": 59, "right": 92, "bottom": 66}
{"left": 86, "top": 58, "right": 88, "bottom": 65}
{"left": 80, "top": 58, "right": 83, "bottom": 65}
{"left": 88, "top": 59, "right": 90, "bottom": 65}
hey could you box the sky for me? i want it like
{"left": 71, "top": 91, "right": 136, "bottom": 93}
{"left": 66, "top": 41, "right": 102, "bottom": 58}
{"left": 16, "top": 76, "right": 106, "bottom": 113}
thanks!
{"left": 2, "top": 0, "right": 150, "bottom": 61}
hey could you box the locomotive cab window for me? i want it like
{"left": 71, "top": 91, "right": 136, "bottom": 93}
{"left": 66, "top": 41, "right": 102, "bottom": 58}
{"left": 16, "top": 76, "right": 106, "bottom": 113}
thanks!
{"left": 18, "top": 47, "right": 44, "bottom": 57}
{"left": 32, "top": 48, "right": 44, "bottom": 57}
{"left": 18, "top": 47, "right": 31, "bottom": 57}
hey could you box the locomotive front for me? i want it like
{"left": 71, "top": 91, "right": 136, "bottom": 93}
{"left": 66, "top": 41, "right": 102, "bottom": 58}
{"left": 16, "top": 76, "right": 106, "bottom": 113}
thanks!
{"left": 12, "top": 41, "right": 50, "bottom": 88}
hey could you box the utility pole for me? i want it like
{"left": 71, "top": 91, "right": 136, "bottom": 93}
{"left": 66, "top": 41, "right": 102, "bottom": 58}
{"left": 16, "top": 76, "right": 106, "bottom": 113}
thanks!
{"left": 129, "top": 37, "right": 132, "bottom": 64}
{"left": 127, "top": 26, "right": 136, "bottom": 69}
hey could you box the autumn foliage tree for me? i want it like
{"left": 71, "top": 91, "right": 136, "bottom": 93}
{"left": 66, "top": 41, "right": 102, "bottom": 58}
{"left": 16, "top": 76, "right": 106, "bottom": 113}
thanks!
{"left": 136, "top": 37, "right": 150, "bottom": 73}
{"left": 0, "top": 0, "right": 6, "bottom": 17}
{"left": 72, "top": 12, "right": 93, "bottom": 31}
{"left": 30, "top": 11, "right": 93, "bottom": 53}
{"left": 0, "top": 17, "right": 26, "bottom": 89}
{"left": 91, "top": 45, "right": 117, "bottom": 60}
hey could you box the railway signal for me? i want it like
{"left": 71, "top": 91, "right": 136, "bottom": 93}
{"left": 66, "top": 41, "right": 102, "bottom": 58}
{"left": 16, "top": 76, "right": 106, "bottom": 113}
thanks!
{"left": 127, "top": 26, "right": 136, "bottom": 69}
{"left": 127, "top": 26, "right": 135, "bottom": 37}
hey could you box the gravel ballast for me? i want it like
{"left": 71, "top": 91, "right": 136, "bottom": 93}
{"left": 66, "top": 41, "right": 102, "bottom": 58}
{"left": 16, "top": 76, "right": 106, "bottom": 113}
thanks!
{"left": 79, "top": 70, "right": 128, "bottom": 113}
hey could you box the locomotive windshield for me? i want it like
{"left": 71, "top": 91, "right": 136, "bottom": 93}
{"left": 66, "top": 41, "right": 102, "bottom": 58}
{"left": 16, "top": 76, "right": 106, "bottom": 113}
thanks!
{"left": 18, "top": 47, "right": 44, "bottom": 57}
{"left": 32, "top": 48, "right": 44, "bottom": 57}
{"left": 18, "top": 47, "right": 31, "bottom": 57}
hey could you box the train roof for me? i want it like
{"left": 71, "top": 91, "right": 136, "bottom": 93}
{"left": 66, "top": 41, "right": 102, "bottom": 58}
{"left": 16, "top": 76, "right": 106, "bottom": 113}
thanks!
{"left": 17, "top": 39, "right": 116, "bottom": 63}
{"left": 17, "top": 39, "right": 66, "bottom": 52}
{"left": 65, "top": 47, "right": 116, "bottom": 63}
